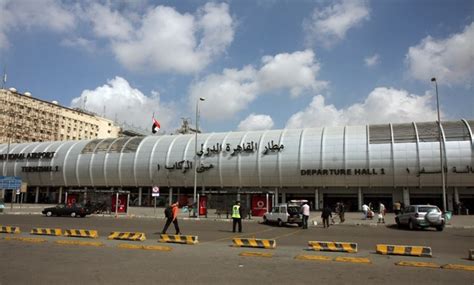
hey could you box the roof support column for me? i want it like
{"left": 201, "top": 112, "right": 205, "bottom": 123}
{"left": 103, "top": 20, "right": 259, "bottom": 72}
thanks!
{"left": 314, "top": 188, "right": 319, "bottom": 211}
{"left": 402, "top": 187, "right": 410, "bottom": 208}
{"left": 58, "top": 187, "right": 63, "bottom": 204}
{"left": 358, "top": 187, "right": 362, "bottom": 211}
{"left": 138, "top": 187, "right": 142, "bottom": 206}
{"left": 35, "top": 186, "right": 39, "bottom": 204}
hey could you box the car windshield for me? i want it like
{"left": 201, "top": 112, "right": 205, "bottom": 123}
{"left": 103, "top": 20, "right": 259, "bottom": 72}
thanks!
{"left": 418, "top": 206, "right": 439, "bottom": 213}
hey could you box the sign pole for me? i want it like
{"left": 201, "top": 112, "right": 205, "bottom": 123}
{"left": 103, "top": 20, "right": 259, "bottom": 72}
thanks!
{"left": 154, "top": 197, "right": 157, "bottom": 216}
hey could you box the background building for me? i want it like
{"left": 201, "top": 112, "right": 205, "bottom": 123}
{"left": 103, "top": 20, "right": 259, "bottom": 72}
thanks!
{"left": 0, "top": 88, "right": 121, "bottom": 144}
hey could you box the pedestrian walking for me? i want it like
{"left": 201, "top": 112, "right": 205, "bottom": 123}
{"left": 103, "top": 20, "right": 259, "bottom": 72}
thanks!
{"left": 161, "top": 202, "right": 181, "bottom": 235}
{"left": 232, "top": 201, "right": 243, "bottom": 233}
{"left": 393, "top": 201, "right": 401, "bottom": 215}
{"left": 321, "top": 206, "right": 332, "bottom": 228}
{"left": 362, "top": 203, "right": 369, "bottom": 219}
{"left": 337, "top": 202, "right": 345, "bottom": 223}
{"left": 378, "top": 202, "right": 386, "bottom": 224}
{"left": 301, "top": 202, "right": 310, "bottom": 229}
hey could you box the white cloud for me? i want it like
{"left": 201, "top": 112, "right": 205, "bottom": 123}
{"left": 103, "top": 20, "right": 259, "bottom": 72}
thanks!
{"left": 0, "top": 0, "right": 76, "bottom": 49}
{"left": 237, "top": 114, "right": 274, "bottom": 131}
{"left": 258, "top": 50, "right": 328, "bottom": 97}
{"left": 364, "top": 54, "right": 380, "bottom": 67}
{"left": 286, "top": 87, "right": 438, "bottom": 128}
{"left": 108, "top": 2, "right": 235, "bottom": 73}
{"left": 190, "top": 50, "right": 328, "bottom": 119}
{"left": 60, "top": 37, "right": 96, "bottom": 53}
{"left": 304, "top": 0, "right": 370, "bottom": 47}
{"left": 85, "top": 3, "right": 134, "bottom": 40}
{"left": 189, "top": 66, "right": 259, "bottom": 119}
{"left": 406, "top": 22, "right": 474, "bottom": 87}
{"left": 71, "top": 76, "right": 177, "bottom": 131}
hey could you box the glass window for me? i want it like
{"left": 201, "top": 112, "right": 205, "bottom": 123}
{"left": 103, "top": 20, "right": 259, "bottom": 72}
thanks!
{"left": 369, "top": 124, "right": 392, "bottom": 144}
{"left": 81, "top": 139, "right": 102, "bottom": 154}
{"left": 108, "top": 137, "right": 130, "bottom": 153}
{"left": 121, "top": 137, "right": 145, "bottom": 153}
{"left": 94, "top": 138, "right": 116, "bottom": 153}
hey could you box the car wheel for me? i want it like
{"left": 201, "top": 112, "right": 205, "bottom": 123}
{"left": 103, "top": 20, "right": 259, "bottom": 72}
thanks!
{"left": 263, "top": 216, "right": 268, "bottom": 224}
{"left": 70, "top": 212, "right": 76, "bottom": 218}
{"left": 436, "top": 225, "right": 444, "bottom": 231}
{"left": 46, "top": 211, "right": 52, "bottom": 217}
{"left": 408, "top": 219, "right": 415, "bottom": 230}
{"left": 277, "top": 219, "right": 283, "bottom": 227}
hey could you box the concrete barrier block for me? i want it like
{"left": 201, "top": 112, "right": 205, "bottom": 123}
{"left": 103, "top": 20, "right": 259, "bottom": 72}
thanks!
{"left": 30, "top": 228, "right": 62, "bottom": 236}
{"left": 232, "top": 238, "right": 276, "bottom": 249}
{"left": 308, "top": 241, "right": 357, "bottom": 253}
{"left": 64, "top": 229, "right": 99, "bottom": 239}
{"left": 0, "top": 225, "right": 20, "bottom": 234}
{"left": 376, "top": 244, "right": 432, "bottom": 257}
{"left": 108, "top": 232, "right": 146, "bottom": 241}
{"left": 159, "top": 234, "right": 198, "bottom": 245}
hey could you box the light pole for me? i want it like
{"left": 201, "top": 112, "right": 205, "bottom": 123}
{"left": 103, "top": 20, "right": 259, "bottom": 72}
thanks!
{"left": 193, "top": 97, "right": 205, "bottom": 217}
{"left": 431, "top": 77, "right": 447, "bottom": 212}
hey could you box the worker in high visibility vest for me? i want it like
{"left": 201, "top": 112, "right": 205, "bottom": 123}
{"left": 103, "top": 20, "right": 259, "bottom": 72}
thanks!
{"left": 232, "top": 201, "right": 243, "bottom": 233}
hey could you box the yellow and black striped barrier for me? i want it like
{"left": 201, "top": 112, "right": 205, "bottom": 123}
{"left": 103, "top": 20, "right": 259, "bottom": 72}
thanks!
{"left": 376, "top": 244, "right": 432, "bottom": 257}
{"left": 469, "top": 249, "right": 473, "bottom": 260}
{"left": 108, "top": 232, "right": 146, "bottom": 241}
{"left": 0, "top": 226, "right": 20, "bottom": 234}
{"left": 159, "top": 234, "right": 198, "bottom": 245}
{"left": 308, "top": 241, "right": 357, "bottom": 253}
{"left": 30, "top": 228, "right": 62, "bottom": 236}
{"left": 232, "top": 238, "right": 276, "bottom": 249}
{"left": 64, "top": 229, "right": 99, "bottom": 239}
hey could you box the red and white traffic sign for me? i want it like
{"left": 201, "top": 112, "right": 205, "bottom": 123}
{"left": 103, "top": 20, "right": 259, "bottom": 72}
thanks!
{"left": 152, "top": 186, "right": 160, "bottom": 197}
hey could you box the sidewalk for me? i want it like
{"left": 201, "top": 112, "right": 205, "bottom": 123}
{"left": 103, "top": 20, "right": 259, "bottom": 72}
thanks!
{"left": 2, "top": 204, "right": 473, "bottom": 229}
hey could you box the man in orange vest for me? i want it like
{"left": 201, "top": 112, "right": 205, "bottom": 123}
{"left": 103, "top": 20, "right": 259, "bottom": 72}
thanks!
{"left": 161, "top": 202, "right": 181, "bottom": 235}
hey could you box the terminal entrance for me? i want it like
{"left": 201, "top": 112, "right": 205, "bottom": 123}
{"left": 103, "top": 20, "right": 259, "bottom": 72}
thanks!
{"left": 410, "top": 194, "right": 443, "bottom": 209}
{"left": 363, "top": 194, "right": 393, "bottom": 212}
{"left": 323, "top": 194, "right": 358, "bottom": 212}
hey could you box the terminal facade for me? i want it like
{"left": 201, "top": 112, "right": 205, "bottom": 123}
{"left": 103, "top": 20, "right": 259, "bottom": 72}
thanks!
{"left": 1, "top": 119, "right": 473, "bottom": 213}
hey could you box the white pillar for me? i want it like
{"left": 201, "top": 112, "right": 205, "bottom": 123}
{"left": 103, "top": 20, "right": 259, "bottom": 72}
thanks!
{"left": 282, "top": 192, "right": 286, "bottom": 204}
{"left": 168, "top": 187, "right": 173, "bottom": 205}
{"left": 454, "top": 187, "right": 460, "bottom": 205}
{"left": 275, "top": 187, "right": 279, "bottom": 205}
{"left": 1, "top": 189, "right": 5, "bottom": 199}
{"left": 358, "top": 187, "right": 363, "bottom": 211}
{"left": 138, "top": 187, "right": 142, "bottom": 206}
{"left": 115, "top": 192, "right": 119, "bottom": 217}
{"left": 35, "top": 187, "right": 39, "bottom": 203}
{"left": 403, "top": 187, "right": 410, "bottom": 207}
{"left": 58, "top": 187, "right": 63, "bottom": 204}
{"left": 83, "top": 187, "right": 87, "bottom": 204}
{"left": 265, "top": 193, "right": 269, "bottom": 213}
{"left": 126, "top": 193, "right": 130, "bottom": 215}
{"left": 314, "top": 189, "right": 319, "bottom": 210}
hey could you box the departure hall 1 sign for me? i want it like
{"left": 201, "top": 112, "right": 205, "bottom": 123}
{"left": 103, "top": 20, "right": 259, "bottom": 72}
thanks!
{"left": 301, "top": 168, "right": 386, "bottom": 176}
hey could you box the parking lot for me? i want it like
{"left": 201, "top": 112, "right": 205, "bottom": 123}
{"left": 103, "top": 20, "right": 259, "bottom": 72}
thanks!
{"left": 0, "top": 214, "right": 473, "bottom": 284}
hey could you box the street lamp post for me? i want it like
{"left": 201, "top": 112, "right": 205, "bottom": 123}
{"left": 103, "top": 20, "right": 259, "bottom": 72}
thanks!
{"left": 193, "top": 97, "right": 205, "bottom": 217}
{"left": 431, "top": 77, "right": 447, "bottom": 211}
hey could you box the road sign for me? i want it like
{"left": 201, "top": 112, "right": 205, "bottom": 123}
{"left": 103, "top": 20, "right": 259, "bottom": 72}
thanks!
{"left": 152, "top": 186, "right": 160, "bottom": 197}
{"left": 0, "top": 176, "right": 22, "bottom": 190}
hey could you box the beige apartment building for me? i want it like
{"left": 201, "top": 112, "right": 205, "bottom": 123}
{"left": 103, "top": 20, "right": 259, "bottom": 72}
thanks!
{"left": 0, "top": 88, "right": 121, "bottom": 144}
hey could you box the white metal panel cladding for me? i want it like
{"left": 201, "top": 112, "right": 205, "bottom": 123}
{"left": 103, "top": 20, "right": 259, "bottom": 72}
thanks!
{"left": 0, "top": 121, "right": 473, "bottom": 188}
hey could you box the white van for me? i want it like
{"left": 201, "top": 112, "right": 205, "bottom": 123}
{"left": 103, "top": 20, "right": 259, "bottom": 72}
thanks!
{"left": 263, "top": 200, "right": 306, "bottom": 227}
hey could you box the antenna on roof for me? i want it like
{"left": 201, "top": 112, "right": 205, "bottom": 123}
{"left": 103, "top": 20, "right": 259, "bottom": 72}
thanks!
{"left": 1, "top": 66, "right": 6, "bottom": 89}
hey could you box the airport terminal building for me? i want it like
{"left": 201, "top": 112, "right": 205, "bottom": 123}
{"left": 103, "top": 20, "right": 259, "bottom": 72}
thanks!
{"left": 1, "top": 119, "right": 473, "bottom": 213}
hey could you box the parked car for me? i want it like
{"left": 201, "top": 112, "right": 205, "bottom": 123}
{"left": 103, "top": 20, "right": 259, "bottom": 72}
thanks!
{"left": 263, "top": 201, "right": 304, "bottom": 227}
{"left": 42, "top": 204, "right": 91, "bottom": 218}
{"left": 395, "top": 205, "right": 445, "bottom": 231}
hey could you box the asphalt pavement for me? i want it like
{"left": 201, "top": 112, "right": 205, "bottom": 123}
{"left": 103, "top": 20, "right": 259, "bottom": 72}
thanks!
{"left": 1, "top": 206, "right": 473, "bottom": 284}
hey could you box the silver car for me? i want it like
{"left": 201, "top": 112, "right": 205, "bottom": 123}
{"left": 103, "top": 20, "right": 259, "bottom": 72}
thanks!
{"left": 395, "top": 205, "right": 445, "bottom": 231}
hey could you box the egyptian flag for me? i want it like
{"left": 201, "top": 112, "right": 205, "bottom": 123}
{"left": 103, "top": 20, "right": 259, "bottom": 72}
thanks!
{"left": 152, "top": 117, "right": 161, "bottom": 134}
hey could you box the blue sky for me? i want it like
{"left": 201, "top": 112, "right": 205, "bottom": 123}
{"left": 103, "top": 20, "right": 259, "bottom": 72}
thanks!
{"left": 1, "top": 0, "right": 472, "bottom": 134}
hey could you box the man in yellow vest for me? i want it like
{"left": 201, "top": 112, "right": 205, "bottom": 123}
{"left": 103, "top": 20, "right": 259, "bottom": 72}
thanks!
{"left": 232, "top": 201, "right": 243, "bottom": 233}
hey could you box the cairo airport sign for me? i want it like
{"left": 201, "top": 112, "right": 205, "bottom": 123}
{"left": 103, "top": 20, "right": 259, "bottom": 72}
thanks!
{"left": 0, "top": 152, "right": 55, "bottom": 160}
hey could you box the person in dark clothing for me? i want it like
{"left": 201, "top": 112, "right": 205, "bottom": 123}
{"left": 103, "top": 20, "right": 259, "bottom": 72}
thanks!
{"left": 321, "top": 206, "right": 332, "bottom": 228}
{"left": 161, "top": 202, "right": 181, "bottom": 235}
{"left": 338, "top": 202, "right": 345, "bottom": 223}
{"left": 232, "top": 201, "right": 243, "bottom": 233}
